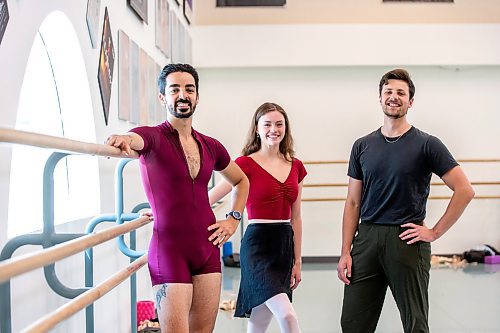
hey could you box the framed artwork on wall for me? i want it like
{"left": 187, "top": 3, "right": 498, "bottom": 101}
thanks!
{"left": 155, "top": 63, "right": 163, "bottom": 124}
{"left": 129, "top": 39, "right": 140, "bottom": 124}
{"left": 170, "top": 10, "right": 180, "bottom": 63}
{"left": 155, "top": 0, "right": 170, "bottom": 57}
{"left": 118, "top": 30, "right": 130, "bottom": 122}
{"left": 147, "top": 56, "right": 157, "bottom": 125}
{"left": 128, "top": 0, "right": 148, "bottom": 23}
{"left": 85, "top": 0, "right": 101, "bottom": 48}
{"left": 183, "top": 0, "right": 193, "bottom": 24}
{"left": 138, "top": 49, "right": 149, "bottom": 125}
{"left": 216, "top": 0, "right": 286, "bottom": 6}
{"left": 178, "top": 22, "right": 185, "bottom": 62}
{"left": 97, "top": 7, "right": 115, "bottom": 126}
{"left": 0, "top": 0, "right": 10, "bottom": 45}
{"left": 167, "top": 14, "right": 191, "bottom": 63}
{"left": 184, "top": 26, "right": 192, "bottom": 64}
{"left": 120, "top": 29, "right": 161, "bottom": 125}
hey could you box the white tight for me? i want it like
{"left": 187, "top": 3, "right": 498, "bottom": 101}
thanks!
{"left": 247, "top": 293, "right": 301, "bottom": 333}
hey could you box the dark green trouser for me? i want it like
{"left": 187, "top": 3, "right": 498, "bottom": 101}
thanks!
{"left": 341, "top": 223, "right": 431, "bottom": 333}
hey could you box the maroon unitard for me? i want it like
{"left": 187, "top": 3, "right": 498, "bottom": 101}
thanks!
{"left": 131, "top": 121, "right": 230, "bottom": 285}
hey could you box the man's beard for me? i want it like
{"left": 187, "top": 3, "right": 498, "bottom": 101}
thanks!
{"left": 382, "top": 105, "right": 407, "bottom": 119}
{"left": 167, "top": 99, "right": 195, "bottom": 119}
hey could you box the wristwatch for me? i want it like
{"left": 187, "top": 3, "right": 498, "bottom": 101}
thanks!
{"left": 226, "top": 211, "right": 242, "bottom": 221}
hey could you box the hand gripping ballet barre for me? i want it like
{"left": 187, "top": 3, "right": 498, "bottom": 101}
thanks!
{"left": 0, "top": 126, "right": 138, "bottom": 158}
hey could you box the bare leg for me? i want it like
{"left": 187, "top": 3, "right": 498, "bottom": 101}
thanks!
{"left": 153, "top": 283, "right": 193, "bottom": 333}
{"left": 248, "top": 303, "right": 273, "bottom": 333}
{"left": 189, "top": 273, "right": 222, "bottom": 333}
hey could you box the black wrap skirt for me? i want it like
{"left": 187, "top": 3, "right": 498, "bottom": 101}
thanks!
{"left": 234, "top": 222, "right": 294, "bottom": 318}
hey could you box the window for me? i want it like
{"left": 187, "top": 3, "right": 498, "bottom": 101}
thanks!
{"left": 8, "top": 11, "right": 99, "bottom": 237}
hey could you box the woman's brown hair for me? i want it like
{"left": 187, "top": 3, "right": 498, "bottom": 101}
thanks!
{"left": 241, "top": 102, "right": 295, "bottom": 162}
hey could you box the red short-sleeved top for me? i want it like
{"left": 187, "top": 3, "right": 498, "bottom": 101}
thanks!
{"left": 235, "top": 156, "right": 307, "bottom": 220}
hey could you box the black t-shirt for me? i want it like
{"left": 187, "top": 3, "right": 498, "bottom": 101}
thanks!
{"left": 348, "top": 126, "right": 458, "bottom": 225}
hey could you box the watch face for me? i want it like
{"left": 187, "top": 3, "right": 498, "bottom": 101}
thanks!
{"left": 227, "top": 211, "right": 242, "bottom": 220}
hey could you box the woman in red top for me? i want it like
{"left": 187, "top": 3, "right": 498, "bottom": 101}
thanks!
{"left": 210, "top": 102, "right": 306, "bottom": 333}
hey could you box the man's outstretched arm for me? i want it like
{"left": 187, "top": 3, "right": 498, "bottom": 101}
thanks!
{"left": 106, "top": 132, "right": 144, "bottom": 157}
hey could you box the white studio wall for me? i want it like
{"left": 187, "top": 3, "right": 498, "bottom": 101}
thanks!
{"left": 191, "top": 24, "right": 500, "bottom": 68}
{"left": 193, "top": 66, "right": 500, "bottom": 256}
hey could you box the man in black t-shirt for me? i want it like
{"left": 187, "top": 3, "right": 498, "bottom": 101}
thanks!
{"left": 337, "top": 68, "right": 475, "bottom": 333}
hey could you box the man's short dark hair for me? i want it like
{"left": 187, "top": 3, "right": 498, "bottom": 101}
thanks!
{"left": 158, "top": 63, "right": 200, "bottom": 95}
{"left": 379, "top": 68, "right": 415, "bottom": 100}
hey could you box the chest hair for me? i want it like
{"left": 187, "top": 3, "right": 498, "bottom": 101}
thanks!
{"left": 180, "top": 136, "right": 200, "bottom": 179}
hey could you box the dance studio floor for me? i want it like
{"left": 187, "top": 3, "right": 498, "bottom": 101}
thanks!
{"left": 214, "top": 262, "right": 500, "bottom": 333}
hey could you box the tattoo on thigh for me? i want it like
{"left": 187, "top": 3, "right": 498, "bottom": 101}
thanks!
{"left": 156, "top": 284, "right": 168, "bottom": 310}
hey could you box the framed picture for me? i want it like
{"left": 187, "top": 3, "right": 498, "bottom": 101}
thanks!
{"left": 216, "top": 0, "right": 286, "bottom": 6}
{"left": 176, "top": 24, "right": 192, "bottom": 64}
{"left": 118, "top": 30, "right": 130, "bottom": 122}
{"left": 147, "top": 56, "right": 157, "bottom": 125}
{"left": 178, "top": 22, "right": 185, "bottom": 62}
{"left": 155, "top": 63, "right": 163, "bottom": 123}
{"left": 97, "top": 7, "right": 115, "bottom": 126}
{"left": 0, "top": 0, "right": 10, "bottom": 45}
{"left": 128, "top": 0, "right": 148, "bottom": 23}
{"left": 85, "top": 0, "right": 101, "bottom": 48}
{"left": 138, "top": 49, "right": 149, "bottom": 125}
{"left": 129, "top": 39, "right": 140, "bottom": 124}
{"left": 170, "top": 10, "right": 180, "bottom": 63}
{"left": 155, "top": 0, "right": 170, "bottom": 56}
{"left": 184, "top": 27, "right": 192, "bottom": 64}
{"left": 183, "top": 0, "right": 193, "bottom": 24}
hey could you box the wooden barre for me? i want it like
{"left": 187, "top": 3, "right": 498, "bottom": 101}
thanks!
{"left": 466, "top": 181, "right": 500, "bottom": 186}
{"left": 457, "top": 159, "right": 500, "bottom": 163}
{"left": 302, "top": 195, "right": 500, "bottom": 202}
{"left": 0, "top": 127, "right": 138, "bottom": 158}
{"left": 304, "top": 181, "right": 500, "bottom": 188}
{"left": 304, "top": 183, "right": 346, "bottom": 187}
{"left": 2, "top": 128, "right": 499, "bottom": 164}
{"left": 302, "top": 198, "right": 346, "bottom": 202}
{"left": 304, "top": 159, "right": 500, "bottom": 165}
{"left": 0, "top": 217, "right": 151, "bottom": 284}
{"left": 21, "top": 255, "right": 149, "bottom": 333}
{"left": 303, "top": 160, "right": 347, "bottom": 165}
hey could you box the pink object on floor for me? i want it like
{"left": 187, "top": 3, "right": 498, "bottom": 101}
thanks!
{"left": 484, "top": 255, "right": 500, "bottom": 264}
{"left": 137, "top": 300, "right": 155, "bottom": 326}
